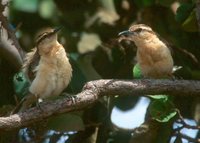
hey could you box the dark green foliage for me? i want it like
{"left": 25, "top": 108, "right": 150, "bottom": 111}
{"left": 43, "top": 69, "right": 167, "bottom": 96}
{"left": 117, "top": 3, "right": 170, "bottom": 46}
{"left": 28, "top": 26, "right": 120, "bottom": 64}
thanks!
{"left": 158, "top": 0, "right": 175, "bottom": 7}
{"left": 175, "top": 3, "right": 195, "bottom": 23}
{"left": 13, "top": 71, "right": 30, "bottom": 99}
{"left": 134, "top": 0, "right": 155, "bottom": 7}
{"left": 148, "top": 95, "right": 177, "bottom": 122}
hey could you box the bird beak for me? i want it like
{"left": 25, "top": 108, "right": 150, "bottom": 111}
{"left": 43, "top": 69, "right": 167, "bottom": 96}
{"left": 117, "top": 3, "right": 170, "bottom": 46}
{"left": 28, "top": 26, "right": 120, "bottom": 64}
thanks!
{"left": 118, "top": 30, "right": 135, "bottom": 36}
{"left": 53, "top": 27, "right": 62, "bottom": 34}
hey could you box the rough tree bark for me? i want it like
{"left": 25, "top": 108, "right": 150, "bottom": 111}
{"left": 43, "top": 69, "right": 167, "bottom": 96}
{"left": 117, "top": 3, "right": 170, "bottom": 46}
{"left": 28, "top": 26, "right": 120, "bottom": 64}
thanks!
{"left": 0, "top": 79, "right": 200, "bottom": 131}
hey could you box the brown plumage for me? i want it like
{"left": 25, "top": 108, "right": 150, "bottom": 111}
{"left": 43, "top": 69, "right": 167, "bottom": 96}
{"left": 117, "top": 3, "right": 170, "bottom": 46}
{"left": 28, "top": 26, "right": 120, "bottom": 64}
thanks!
{"left": 22, "top": 48, "right": 39, "bottom": 81}
{"left": 119, "top": 24, "right": 173, "bottom": 78}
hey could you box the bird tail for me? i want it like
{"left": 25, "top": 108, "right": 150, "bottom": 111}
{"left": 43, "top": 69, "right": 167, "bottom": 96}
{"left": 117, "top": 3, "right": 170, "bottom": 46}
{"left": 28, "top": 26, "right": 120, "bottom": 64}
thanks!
{"left": 10, "top": 93, "right": 38, "bottom": 114}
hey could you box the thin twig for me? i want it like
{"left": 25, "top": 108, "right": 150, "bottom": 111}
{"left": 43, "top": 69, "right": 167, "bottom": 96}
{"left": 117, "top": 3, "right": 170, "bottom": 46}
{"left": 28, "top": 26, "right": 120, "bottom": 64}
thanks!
{"left": 14, "top": 22, "right": 23, "bottom": 33}
{"left": 173, "top": 109, "right": 200, "bottom": 142}
{"left": 176, "top": 109, "right": 200, "bottom": 130}
{"left": 174, "top": 46, "right": 199, "bottom": 67}
{"left": 173, "top": 132, "right": 200, "bottom": 143}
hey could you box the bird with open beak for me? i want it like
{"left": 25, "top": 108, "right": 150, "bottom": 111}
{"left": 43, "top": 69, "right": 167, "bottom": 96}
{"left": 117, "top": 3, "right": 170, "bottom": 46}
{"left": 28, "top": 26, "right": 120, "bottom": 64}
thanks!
{"left": 118, "top": 24, "right": 174, "bottom": 78}
{"left": 13, "top": 27, "right": 72, "bottom": 112}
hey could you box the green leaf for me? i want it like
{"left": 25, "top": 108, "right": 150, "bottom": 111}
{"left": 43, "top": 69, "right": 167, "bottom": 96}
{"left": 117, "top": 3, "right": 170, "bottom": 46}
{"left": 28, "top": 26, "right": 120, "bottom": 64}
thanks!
{"left": 133, "top": 64, "right": 142, "bottom": 79}
{"left": 13, "top": 71, "right": 30, "bottom": 99}
{"left": 39, "top": 0, "right": 56, "bottom": 19}
{"left": 182, "top": 10, "right": 199, "bottom": 32}
{"left": 13, "top": 0, "right": 39, "bottom": 13}
{"left": 149, "top": 96, "right": 177, "bottom": 122}
{"left": 148, "top": 95, "right": 168, "bottom": 100}
{"left": 47, "top": 113, "right": 84, "bottom": 131}
{"left": 175, "top": 3, "right": 195, "bottom": 23}
{"left": 157, "top": 0, "right": 174, "bottom": 7}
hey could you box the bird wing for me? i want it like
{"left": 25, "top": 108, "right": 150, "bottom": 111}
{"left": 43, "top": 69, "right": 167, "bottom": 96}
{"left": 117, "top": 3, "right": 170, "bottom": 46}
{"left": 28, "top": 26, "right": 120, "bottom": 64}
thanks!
{"left": 156, "top": 32, "right": 174, "bottom": 55}
{"left": 22, "top": 48, "right": 40, "bottom": 82}
{"left": 10, "top": 49, "right": 40, "bottom": 114}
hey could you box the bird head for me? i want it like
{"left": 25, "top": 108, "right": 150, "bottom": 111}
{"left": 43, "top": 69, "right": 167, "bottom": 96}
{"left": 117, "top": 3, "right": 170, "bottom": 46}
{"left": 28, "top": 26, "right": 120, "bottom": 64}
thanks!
{"left": 118, "top": 24, "right": 156, "bottom": 44}
{"left": 35, "top": 27, "right": 61, "bottom": 54}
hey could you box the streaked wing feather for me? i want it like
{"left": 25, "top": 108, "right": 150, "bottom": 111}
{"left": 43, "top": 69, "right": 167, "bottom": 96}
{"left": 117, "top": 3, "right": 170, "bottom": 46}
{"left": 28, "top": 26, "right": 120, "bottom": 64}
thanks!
{"left": 23, "top": 48, "right": 40, "bottom": 82}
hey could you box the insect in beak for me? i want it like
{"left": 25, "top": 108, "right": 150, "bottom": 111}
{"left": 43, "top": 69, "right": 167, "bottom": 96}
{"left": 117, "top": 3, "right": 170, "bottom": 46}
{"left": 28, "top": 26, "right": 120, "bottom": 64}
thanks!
{"left": 118, "top": 30, "right": 135, "bottom": 36}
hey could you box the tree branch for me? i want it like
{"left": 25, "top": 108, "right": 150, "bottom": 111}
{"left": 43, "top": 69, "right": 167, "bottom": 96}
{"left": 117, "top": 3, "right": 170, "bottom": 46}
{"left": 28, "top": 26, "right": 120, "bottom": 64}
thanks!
{"left": 0, "top": 0, "right": 24, "bottom": 71}
{"left": 0, "top": 79, "right": 200, "bottom": 131}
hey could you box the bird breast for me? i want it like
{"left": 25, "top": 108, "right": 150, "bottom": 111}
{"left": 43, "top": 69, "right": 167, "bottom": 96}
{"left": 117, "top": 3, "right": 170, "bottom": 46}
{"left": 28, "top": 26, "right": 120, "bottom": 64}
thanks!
{"left": 29, "top": 46, "right": 72, "bottom": 99}
{"left": 136, "top": 39, "right": 173, "bottom": 78}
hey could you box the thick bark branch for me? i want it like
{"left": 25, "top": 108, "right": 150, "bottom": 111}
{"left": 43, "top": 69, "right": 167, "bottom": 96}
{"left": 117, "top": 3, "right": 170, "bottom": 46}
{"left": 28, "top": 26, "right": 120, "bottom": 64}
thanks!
{"left": 0, "top": 79, "right": 200, "bottom": 131}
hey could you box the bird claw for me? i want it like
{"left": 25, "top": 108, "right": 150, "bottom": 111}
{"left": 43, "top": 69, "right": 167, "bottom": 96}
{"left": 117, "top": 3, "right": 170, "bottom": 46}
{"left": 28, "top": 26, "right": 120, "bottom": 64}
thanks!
{"left": 62, "top": 93, "right": 77, "bottom": 104}
{"left": 36, "top": 99, "right": 45, "bottom": 112}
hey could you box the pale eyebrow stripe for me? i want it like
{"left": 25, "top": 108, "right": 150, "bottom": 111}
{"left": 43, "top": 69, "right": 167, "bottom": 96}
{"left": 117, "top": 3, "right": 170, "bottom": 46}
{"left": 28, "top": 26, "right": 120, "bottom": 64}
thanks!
{"left": 37, "top": 32, "right": 48, "bottom": 40}
{"left": 35, "top": 32, "right": 49, "bottom": 44}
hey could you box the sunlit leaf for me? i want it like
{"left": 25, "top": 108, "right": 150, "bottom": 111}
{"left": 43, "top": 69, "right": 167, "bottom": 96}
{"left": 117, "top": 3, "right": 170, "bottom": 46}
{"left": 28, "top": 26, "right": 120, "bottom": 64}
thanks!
{"left": 78, "top": 33, "right": 101, "bottom": 54}
{"left": 13, "top": 0, "right": 39, "bottom": 13}
{"left": 39, "top": 0, "right": 56, "bottom": 19}
{"left": 133, "top": 63, "right": 142, "bottom": 79}
{"left": 148, "top": 95, "right": 168, "bottom": 101}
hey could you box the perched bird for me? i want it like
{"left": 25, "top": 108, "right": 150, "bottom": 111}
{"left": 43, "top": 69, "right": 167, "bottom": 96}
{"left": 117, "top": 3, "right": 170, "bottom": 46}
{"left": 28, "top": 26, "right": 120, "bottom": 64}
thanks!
{"left": 118, "top": 24, "right": 174, "bottom": 78}
{"left": 13, "top": 27, "right": 72, "bottom": 112}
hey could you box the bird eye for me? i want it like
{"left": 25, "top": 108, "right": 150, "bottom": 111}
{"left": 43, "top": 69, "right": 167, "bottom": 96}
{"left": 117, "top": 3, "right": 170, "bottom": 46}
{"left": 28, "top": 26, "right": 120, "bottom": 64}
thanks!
{"left": 134, "top": 28, "right": 143, "bottom": 33}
